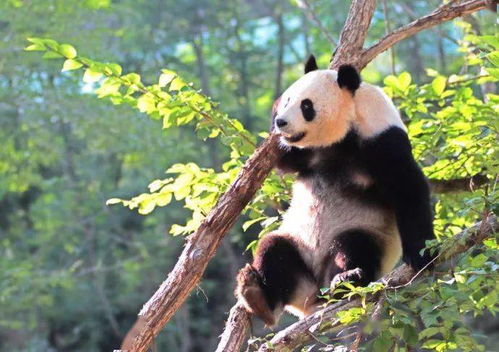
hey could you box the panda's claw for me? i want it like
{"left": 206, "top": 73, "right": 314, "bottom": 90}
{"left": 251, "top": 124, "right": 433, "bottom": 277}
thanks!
{"left": 235, "top": 264, "right": 276, "bottom": 326}
{"left": 331, "top": 268, "right": 364, "bottom": 287}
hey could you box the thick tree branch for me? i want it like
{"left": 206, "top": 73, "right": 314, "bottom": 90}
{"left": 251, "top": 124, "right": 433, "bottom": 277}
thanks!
{"left": 358, "top": 0, "right": 489, "bottom": 69}
{"left": 256, "top": 215, "right": 497, "bottom": 352}
{"left": 329, "top": 0, "right": 376, "bottom": 69}
{"left": 429, "top": 174, "right": 488, "bottom": 194}
{"left": 120, "top": 134, "right": 282, "bottom": 352}
{"left": 215, "top": 302, "right": 251, "bottom": 352}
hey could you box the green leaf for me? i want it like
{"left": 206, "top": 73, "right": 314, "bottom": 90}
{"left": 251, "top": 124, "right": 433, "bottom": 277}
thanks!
{"left": 107, "top": 63, "right": 122, "bottom": 76}
{"left": 59, "top": 44, "right": 77, "bottom": 59}
{"left": 25, "top": 43, "right": 46, "bottom": 51}
{"left": 62, "top": 59, "right": 83, "bottom": 72}
{"left": 159, "top": 70, "right": 176, "bottom": 87}
{"left": 42, "top": 51, "right": 63, "bottom": 59}
{"left": 486, "top": 52, "right": 499, "bottom": 67}
{"left": 83, "top": 68, "right": 103, "bottom": 83}
{"left": 122, "top": 73, "right": 141, "bottom": 85}
{"left": 383, "top": 75, "right": 399, "bottom": 89}
{"left": 336, "top": 306, "right": 365, "bottom": 324}
{"left": 95, "top": 78, "right": 121, "bottom": 98}
{"left": 137, "top": 94, "right": 156, "bottom": 113}
{"left": 398, "top": 72, "right": 412, "bottom": 90}
{"left": 170, "top": 77, "right": 186, "bottom": 91}
{"left": 26, "top": 37, "right": 47, "bottom": 51}
{"left": 242, "top": 217, "right": 266, "bottom": 232}
{"left": 138, "top": 198, "right": 156, "bottom": 215}
{"left": 479, "top": 35, "right": 499, "bottom": 49}
{"left": 106, "top": 198, "right": 122, "bottom": 205}
{"left": 155, "top": 192, "right": 172, "bottom": 207}
{"left": 432, "top": 76, "right": 447, "bottom": 96}
{"left": 373, "top": 331, "right": 393, "bottom": 352}
{"left": 84, "top": 0, "right": 111, "bottom": 9}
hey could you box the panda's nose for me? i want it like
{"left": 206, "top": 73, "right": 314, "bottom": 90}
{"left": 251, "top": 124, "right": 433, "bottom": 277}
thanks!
{"left": 275, "top": 118, "right": 287, "bottom": 128}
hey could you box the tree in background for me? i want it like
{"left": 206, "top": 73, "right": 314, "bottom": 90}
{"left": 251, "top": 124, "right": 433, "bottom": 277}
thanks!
{"left": 0, "top": 0, "right": 497, "bottom": 351}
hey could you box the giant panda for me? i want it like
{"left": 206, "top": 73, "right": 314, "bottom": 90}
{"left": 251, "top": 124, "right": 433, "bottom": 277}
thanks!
{"left": 235, "top": 55, "right": 435, "bottom": 326}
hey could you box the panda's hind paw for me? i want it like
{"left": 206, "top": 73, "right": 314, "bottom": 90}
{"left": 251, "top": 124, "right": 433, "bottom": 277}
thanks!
{"left": 235, "top": 264, "right": 276, "bottom": 326}
{"left": 331, "top": 268, "right": 365, "bottom": 288}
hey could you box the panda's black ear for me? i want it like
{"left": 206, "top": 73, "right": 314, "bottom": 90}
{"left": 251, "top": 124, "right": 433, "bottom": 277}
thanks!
{"left": 304, "top": 55, "right": 318, "bottom": 74}
{"left": 337, "top": 65, "right": 361, "bottom": 93}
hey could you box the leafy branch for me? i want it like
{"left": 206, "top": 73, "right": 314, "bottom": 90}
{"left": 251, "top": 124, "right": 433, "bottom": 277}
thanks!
{"left": 25, "top": 37, "right": 256, "bottom": 154}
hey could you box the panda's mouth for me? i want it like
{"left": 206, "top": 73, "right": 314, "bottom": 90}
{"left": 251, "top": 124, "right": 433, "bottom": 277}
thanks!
{"left": 284, "top": 132, "right": 306, "bottom": 143}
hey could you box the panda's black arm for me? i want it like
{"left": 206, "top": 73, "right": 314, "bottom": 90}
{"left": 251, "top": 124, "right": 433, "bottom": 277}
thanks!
{"left": 275, "top": 147, "right": 313, "bottom": 174}
{"left": 362, "top": 126, "right": 436, "bottom": 271}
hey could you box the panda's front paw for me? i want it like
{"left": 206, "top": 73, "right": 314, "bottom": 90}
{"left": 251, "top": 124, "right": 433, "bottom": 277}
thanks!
{"left": 235, "top": 264, "right": 276, "bottom": 326}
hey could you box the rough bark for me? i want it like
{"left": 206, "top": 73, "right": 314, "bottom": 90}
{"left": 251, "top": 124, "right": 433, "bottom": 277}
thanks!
{"left": 429, "top": 174, "right": 488, "bottom": 194}
{"left": 329, "top": 0, "right": 376, "bottom": 70}
{"left": 215, "top": 303, "right": 251, "bottom": 352}
{"left": 120, "top": 134, "right": 282, "bottom": 352}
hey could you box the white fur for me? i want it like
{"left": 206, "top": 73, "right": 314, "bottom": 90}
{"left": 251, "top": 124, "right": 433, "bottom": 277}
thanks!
{"left": 275, "top": 70, "right": 406, "bottom": 148}
{"left": 278, "top": 179, "right": 401, "bottom": 278}
{"left": 274, "top": 70, "right": 356, "bottom": 148}
{"left": 353, "top": 83, "right": 406, "bottom": 137}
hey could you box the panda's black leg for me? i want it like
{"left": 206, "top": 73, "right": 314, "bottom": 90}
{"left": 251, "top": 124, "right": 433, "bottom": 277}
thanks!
{"left": 327, "top": 230, "right": 383, "bottom": 293}
{"left": 236, "top": 234, "right": 316, "bottom": 326}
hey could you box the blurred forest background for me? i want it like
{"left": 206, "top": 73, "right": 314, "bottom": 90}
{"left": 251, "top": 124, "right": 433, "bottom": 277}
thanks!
{"left": 0, "top": 0, "right": 497, "bottom": 351}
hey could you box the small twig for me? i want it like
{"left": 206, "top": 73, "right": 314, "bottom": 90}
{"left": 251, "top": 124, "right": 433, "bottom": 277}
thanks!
{"left": 382, "top": 0, "right": 396, "bottom": 75}
{"left": 359, "top": 0, "right": 489, "bottom": 69}
{"left": 295, "top": 0, "right": 337, "bottom": 47}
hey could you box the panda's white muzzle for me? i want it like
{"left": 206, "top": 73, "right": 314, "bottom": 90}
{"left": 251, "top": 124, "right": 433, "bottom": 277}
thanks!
{"left": 275, "top": 118, "right": 306, "bottom": 143}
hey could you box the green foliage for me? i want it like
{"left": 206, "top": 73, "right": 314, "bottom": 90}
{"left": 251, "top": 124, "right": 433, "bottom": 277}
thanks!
{"left": 2, "top": 1, "right": 498, "bottom": 351}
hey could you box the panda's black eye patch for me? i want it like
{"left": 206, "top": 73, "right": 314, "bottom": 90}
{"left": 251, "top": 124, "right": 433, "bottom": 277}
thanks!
{"left": 300, "top": 99, "right": 315, "bottom": 121}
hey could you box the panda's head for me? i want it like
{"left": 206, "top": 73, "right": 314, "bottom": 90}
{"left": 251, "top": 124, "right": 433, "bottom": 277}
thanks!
{"left": 273, "top": 55, "right": 361, "bottom": 148}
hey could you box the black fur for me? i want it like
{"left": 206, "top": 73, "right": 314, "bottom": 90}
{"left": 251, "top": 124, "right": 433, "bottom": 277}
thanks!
{"left": 300, "top": 99, "right": 316, "bottom": 121}
{"left": 276, "top": 146, "right": 314, "bottom": 174}
{"left": 276, "top": 127, "right": 435, "bottom": 271}
{"left": 362, "top": 126, "right": 436, "bottom": 270}
{"left": 327, "top": 229, "right": 383, "bottom": 286}
{"left": 253, "top": 235, "right": 315, "bottom": 310}
{"left": 304, "top": 54, "right": 318, "bottom": 74}
{"left": 337, "top": 65, "right": 361, "bottom": 93}
{"left": 277, "top": 131, "right": 388, "bottom": 207}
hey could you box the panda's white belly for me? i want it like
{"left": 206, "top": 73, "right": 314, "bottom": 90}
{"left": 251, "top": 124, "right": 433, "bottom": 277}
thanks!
{"left": 278, "top": 179, "right": 401, "bottom": 276}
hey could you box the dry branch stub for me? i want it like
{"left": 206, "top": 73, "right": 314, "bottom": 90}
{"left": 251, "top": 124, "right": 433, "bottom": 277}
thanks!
{"left": 215, "top": 302, "right": 251, "bottom": 352}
